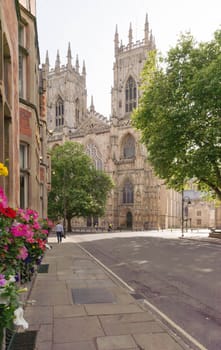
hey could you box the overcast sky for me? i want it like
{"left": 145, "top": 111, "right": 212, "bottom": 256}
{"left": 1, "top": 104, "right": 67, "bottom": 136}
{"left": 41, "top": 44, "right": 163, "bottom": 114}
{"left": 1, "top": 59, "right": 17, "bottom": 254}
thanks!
{"left": 36, "top": 0, "right": 221, "bottom": 117}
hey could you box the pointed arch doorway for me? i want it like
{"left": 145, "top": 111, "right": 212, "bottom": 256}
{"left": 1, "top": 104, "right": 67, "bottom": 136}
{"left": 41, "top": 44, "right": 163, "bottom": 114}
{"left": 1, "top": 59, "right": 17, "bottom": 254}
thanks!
{"left": 126, "top": 211, "right": 133, "bottom": 229}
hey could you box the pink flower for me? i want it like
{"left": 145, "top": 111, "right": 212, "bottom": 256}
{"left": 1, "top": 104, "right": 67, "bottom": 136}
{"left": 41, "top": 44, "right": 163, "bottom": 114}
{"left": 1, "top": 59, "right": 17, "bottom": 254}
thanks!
{"left": 0, "top": 187, "right": 8, "bottom": 208}
{"left": 16, "top": 209, "right": 31, "bottom": 222}
{"left": 32, "top": 222, "right": 41, "bottom": 230}
{"left": 36, "top": 239, "right": 46, "bottom": 251}
{"left": 26, "top": 209, "right": 39, "bottom": 222}
{"left": 17, "top": 246, "right": 28, "bottom": 260}
{"left": 17, "top": 208, "right": 39, "bottom": 226}
{"left": 0, "top": 274, "right": 7, "bottom": 286}
{"left": 41, "top": 229, "right": 48, "bottom": 235}
{"left": 10, "top": 223, "right": 33, "bottom": 239}
{"left": 26, "top": 237, "right": 35, "bottom": 244}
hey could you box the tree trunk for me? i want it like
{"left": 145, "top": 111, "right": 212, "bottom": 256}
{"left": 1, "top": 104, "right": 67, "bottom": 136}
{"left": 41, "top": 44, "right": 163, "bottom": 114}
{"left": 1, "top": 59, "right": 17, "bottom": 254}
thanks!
{"left": 67, "top": 217, "right": 72, "bottom": 232}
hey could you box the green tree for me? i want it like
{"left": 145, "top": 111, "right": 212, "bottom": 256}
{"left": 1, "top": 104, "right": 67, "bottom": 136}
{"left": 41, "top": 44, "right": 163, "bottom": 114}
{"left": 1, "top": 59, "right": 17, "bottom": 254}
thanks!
{"left": 133, "top": 30, "right": 221, "bottom": 199}
{"left": 48, "top": 141, "right": 114, "bottom": 230}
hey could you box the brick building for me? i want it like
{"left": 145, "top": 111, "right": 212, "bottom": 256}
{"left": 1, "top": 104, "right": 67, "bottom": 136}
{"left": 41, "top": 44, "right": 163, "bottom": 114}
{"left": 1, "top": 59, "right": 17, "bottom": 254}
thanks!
{"left": 0, "top": 0, "right": 49, "bottom": 217}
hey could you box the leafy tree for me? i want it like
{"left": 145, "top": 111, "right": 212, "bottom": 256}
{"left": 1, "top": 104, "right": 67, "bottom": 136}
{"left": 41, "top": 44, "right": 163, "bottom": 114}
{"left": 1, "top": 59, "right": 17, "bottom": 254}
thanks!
{"left": 48, "top": 141, "right": 114, "bottom": 230}
{"left": 133, "top": 30, "right": 221, "bottom": 199}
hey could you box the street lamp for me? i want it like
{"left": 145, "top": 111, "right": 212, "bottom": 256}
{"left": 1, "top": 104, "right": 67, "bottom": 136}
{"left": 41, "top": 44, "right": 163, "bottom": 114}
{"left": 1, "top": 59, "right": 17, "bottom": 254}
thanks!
{"left": 181, "top": 190, "right": 191, "bottom": 237}
{"left": 63, "top": 167, "right": 67, "bottom": 236}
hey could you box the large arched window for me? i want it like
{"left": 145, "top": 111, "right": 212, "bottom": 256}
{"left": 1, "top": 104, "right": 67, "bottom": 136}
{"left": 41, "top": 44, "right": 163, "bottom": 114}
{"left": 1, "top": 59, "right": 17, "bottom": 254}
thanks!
{"left": 125, "top": 76, "right": 137, "bottom": 113}
{"left": 122, "top": 134, "right": 135, "bottom": 159}
{"left": 86, "top": 143, "right": 103, "bottom": 170}
{"left": 55, "top": 97, "right": 64, "bottom": 127}
{"left": 123, "top": 180, "right": 134, "bottom": 204}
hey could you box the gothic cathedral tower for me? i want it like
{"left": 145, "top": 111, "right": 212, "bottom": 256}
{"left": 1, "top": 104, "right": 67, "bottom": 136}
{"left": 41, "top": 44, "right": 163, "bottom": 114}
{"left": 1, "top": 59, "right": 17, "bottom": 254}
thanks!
{"left": 46, "top": 43, "right": 87, "bottom": 135}
{"left": 111, "top": 15, "right": 155, "bottom": 121}
{"left": 106, "top": 15, "right": 169, "bottom": 230}
{"left": 46, "top": 15, "right": 181, "bottom": 230}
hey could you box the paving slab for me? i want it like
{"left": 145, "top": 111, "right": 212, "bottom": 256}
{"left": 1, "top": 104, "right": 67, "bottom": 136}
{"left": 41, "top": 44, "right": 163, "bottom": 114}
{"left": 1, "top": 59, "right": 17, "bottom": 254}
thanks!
{"left": 36, "top": 324, "right": 53, "bottom": 343}
{"left": 85, "top": 303, "right": 145, "bottom": 316}
{"left": 36, "top": 341, "right": 52, "bottom": 350}
{"left": 66, "top": 280, "right": 89, "bottom": 288}
{"left": 47, "top": 261, "right": 57, "bottom": 273}
{"left": 30, "top": 280, "right": 70, "bottom": 306}
{"left": 53, "top": 304, "right": 87, "bottom": 318}
{"left": 96, "top": 335, "right": 137, "bottom": 350}
{"left": 24, "top": 305, "right": 53, "bottom": 325}
{"left": 53, "top": 340, "right": 97, "bottom": 350}
{"left": 67, "top": 279, "right": 116, "bottom": 289}
{"left": 101, "top": 319, "right": 163, "bottom": 335}
{"left": 36, "top": 274, "right": 57, "bottom": 281}
{"left": 72, "top": 272, "right": 109, "bottom": 280}
{"left": 53, "top": 316, "right": 105, "bottom": 343}
{"left": 99, "top": 312, "right": 155, "bottom": 324}
{"left": 133, "top": 333, "right": 185, "bottom": 350}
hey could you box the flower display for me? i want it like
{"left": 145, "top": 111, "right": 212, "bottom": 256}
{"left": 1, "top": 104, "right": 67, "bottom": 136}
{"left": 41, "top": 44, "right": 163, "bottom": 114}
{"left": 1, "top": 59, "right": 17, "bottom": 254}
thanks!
{"left": 0, "top": 163, "right": 8, "bottom": 177}
{"left": 0, "top": 187, "right": 8, "bottom": 208}
{"left": 13, "top": 307, "right": 28, "bottom": 329}
{"left": 0, "top": 167, "right": 52, "bottom": 346}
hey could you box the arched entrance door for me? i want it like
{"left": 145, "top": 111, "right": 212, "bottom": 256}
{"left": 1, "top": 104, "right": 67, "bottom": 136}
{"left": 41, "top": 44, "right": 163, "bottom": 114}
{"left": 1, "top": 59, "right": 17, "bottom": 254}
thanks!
{"left": 126, "top": 211, "right": 133, "bottom": 229}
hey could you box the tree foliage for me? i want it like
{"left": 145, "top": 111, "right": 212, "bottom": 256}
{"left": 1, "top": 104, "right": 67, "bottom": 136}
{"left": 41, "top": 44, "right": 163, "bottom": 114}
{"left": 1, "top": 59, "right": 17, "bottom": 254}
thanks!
{"left": 133, "top": 30, "right": 221, "bottom": 199}
{"left": 48, "top": 141, "right": 114, "bottom": 227}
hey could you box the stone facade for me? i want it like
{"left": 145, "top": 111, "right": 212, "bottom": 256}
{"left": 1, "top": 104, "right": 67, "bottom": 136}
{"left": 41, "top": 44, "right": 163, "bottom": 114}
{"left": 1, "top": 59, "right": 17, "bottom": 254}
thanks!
{"left": 183, "top": 190, "right": 215, "bottom": 230}
{"left": 0, "top": 0, "right": 49, "bottom": 216}
{"left": 19, "top": 1, "right": 50, "bottom": 217}
{"left": 0, "top": 0, "right": 20, "bottom": 206}
{"left": 47, "top": 16, "right": 181, "bottom": 230}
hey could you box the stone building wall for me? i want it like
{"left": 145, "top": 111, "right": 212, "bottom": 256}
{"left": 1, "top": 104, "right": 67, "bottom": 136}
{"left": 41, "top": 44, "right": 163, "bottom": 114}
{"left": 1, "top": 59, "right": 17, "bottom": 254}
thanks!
{"left": 0, "top": 0, "right": 20, "bottom": 207}
{"left": 0, "top": 0, "right": 49, "bottom": 216}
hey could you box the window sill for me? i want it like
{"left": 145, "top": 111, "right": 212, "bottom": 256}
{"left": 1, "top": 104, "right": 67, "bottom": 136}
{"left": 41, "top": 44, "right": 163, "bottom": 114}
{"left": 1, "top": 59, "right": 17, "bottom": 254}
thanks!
{"left": 114, "top": 158, "right": 135, "bottom": 165}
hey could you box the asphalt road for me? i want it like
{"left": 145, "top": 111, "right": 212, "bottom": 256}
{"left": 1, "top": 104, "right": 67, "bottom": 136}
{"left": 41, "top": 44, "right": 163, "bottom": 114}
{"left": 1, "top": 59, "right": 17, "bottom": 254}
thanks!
{"left": 79, "top": 235, "right": 221, "bottom": 350}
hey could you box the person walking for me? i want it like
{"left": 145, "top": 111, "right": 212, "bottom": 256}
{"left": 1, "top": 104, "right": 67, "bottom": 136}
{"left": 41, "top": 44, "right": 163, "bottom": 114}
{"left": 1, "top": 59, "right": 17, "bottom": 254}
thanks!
{"left": 55, "top": 222, "right": 64, "bottom": 243}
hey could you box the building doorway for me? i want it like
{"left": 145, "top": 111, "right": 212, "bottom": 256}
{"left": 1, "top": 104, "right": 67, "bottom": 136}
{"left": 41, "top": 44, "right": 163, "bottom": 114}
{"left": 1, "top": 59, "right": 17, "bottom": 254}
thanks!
{"left": 126, "top": 211, "right": 133, "bottom": 229}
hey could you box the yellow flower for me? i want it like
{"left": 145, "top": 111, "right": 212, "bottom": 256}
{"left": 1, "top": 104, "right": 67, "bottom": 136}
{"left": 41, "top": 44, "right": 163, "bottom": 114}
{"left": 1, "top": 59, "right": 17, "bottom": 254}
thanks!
{"left": 0, "top": 163, "right": 8, "bottom": 176}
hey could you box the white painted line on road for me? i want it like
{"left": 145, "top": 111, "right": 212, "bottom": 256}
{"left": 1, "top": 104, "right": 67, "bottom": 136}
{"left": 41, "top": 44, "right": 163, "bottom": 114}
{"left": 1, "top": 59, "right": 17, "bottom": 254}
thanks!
{"left": 78, "top": 243, "right": 207, "bottom": 350}
{"left": 143, "top": 299, "right": 207, "bottom": 350}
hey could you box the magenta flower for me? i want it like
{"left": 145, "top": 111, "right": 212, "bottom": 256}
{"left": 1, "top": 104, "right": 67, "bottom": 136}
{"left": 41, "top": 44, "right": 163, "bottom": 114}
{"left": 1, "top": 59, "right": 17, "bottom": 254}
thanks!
{"left": 17, "top": 208, "right": 39, "bottom": 224}
{"left": 0, "top": 187, "right": 8, "bottom": 208}
{"left": 26, "top": 237, "right": 35, "bottom": 244}
{"left": 17, "top": 246, "right": 28, "bottom": 260}
{"left": 26, "top": 209, "right": 39, "bottom": 222}
{"left": 32, "top": 222, "right": 41, "bottom": 230}
{"left": 0, "top": 274, "right": 7, "bottom": 286}
{"left": 10, "top": 223, "right": 33, "bottom": 239}
{"left": 41, "top": 229, "right": 48, "bottom": 235}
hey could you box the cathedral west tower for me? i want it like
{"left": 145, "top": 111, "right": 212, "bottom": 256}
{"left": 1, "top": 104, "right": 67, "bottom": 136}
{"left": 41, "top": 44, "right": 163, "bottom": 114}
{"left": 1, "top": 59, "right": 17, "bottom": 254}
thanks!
{"left": 111, "top": 15, "right": 155, "bottom": 121}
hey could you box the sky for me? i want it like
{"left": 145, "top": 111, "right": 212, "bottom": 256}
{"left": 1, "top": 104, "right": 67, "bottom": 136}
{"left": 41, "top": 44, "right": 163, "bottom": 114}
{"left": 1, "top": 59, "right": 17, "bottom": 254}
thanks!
{"left": 36, "top": 0, "right": 221, "bottom": 118}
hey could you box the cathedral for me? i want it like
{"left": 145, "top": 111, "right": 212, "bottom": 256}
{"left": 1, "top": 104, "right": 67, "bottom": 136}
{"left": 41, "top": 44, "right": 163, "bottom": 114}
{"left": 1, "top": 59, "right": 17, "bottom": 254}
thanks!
{"left": 46, "top": 15, "right": 181, "bottom": 230}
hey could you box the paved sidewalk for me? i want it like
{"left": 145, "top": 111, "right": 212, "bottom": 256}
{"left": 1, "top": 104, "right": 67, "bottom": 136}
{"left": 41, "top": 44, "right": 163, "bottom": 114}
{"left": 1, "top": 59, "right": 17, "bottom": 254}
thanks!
{"left": 24, "top": 241, "right": 200, "bottom": 350}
